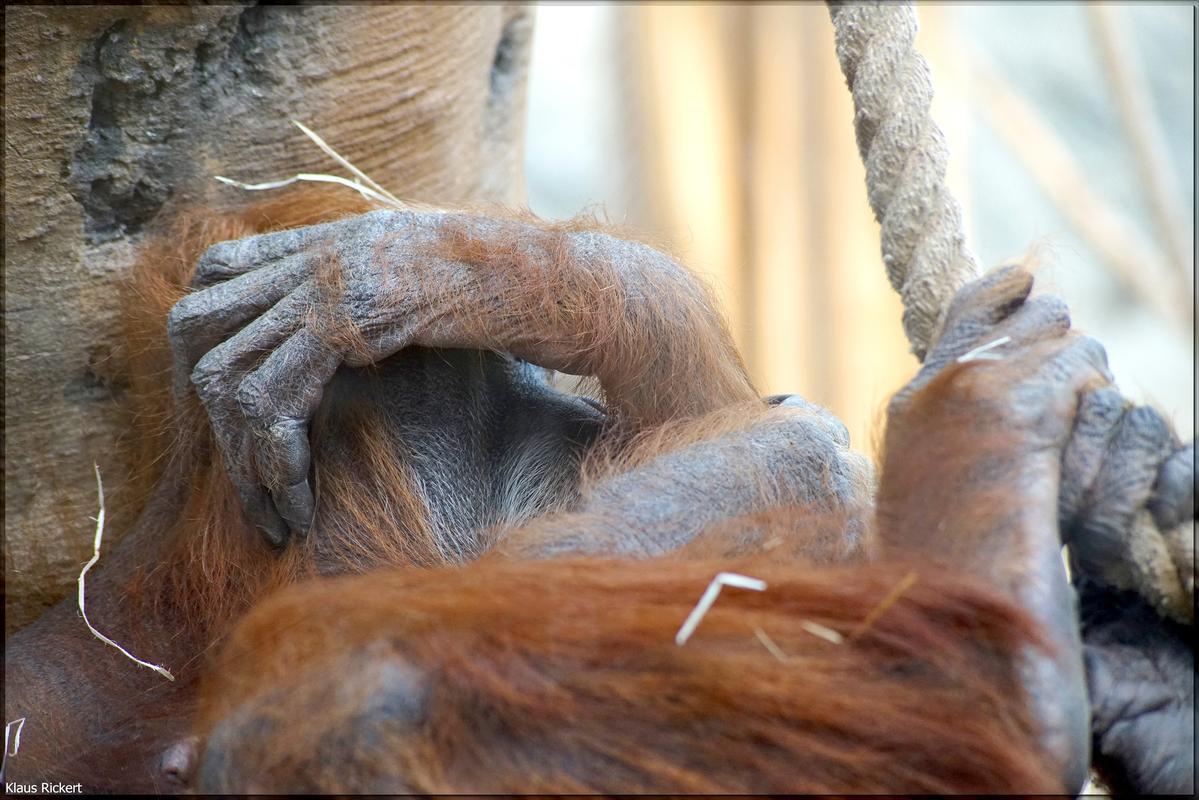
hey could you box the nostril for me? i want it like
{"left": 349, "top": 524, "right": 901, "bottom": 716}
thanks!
{"left": 159, "top": 736, "right": 199, "bottom": 787}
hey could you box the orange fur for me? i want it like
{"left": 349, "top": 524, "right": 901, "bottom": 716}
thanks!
{"left": 119, "top": 188, "right": 381, "bottom": 637}
{"left": 416, "top": 212, "right": 759, "bottom": 427}
{"left": 196, "top": 558, "right": 1059, "bottom": 793}
{"left": 86, "top": 190, "right": 1067, "bottom": 793}
{"left": 121, "top": 191, "right": 765, "bottom": 637}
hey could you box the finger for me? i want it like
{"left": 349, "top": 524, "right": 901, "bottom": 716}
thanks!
{"left": 992, "top": 333, "right": 1114, "bottom": 451}
{"left": 927, "top": 265, "right": 1034, "bottom": 362}
{"left": 990, "top": 293, "right": 1072, "bottom": 347}
{"left": 1059, "top": 387, "right": 1129, "bottom": 529}
{"left": 189, "top": 282, "right": 316, "bottom": 394}
{"left": 233, "top": 467, "right": 290, "bottom": 549}
{"left": 943, "top": 264, "right": 1034, "bottom": 329}
{"left": 190, "top": 285, "right": 317, "bottom": 545}
{"left": 1069, "top": 403, "right": 1178, "bottom": 579}
{"left": 193, "top": 222, "right": 339, "bottom": 287}
{"left": 776, "top": 394, "right": 851, "bottom": 447}
{"left": 168, "top": 256, "right": 315, "bottom": 390}
{"left": 205, "top": 408, "right": 290, "bottom": 548}
{"left": 1146, "top": 442, "right": 1194, "bottom": 530}
{"left": 1034, "top": 334, "right": 1114, "bottom": 399}
{"left": 946, "top": 295, "right": 1074, "bottom": 369}
{"left": 909, "top": 268, "right": 1037, "bottom": 398}
{"left": 237, "top": 327, "right": 343, "bottom": 539}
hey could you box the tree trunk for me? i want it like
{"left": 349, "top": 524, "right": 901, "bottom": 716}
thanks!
{"left": 4, "top": 4, "right": 534, "bottom": 632}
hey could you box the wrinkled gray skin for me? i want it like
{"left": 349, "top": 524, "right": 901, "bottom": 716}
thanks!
{"left": 890, "top": 266, "right": 1194, "bottom": 797}
{"left": 1061, "top": 402, "right": 1195, "bottom": 795}
{"left": 166, "top": 216, "right": 1191, "bottom": 794}
{"left": 1077, "top": 579, "right": 1194, "bottom": 795}
{"left": 498, "top": 393, "right": 870, "bottom": 560}
{"left": 876, "top": 265, "right": 1102, "bottom": 792}
{"left": 166, "top": 208, "right": 868, "bottom": 555}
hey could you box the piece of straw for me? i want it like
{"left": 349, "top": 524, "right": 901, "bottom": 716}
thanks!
{"left": 850, "top": 571, "right": 919, "bottom": 640}
{"left": 1, "top": 716, "right": 26, "bottom": 784}
{"left": 4, "top": 718, "right": 25, "bottom": 758}
{"left": 214, "top": 119, "right": 444, "bottom": 214}
{"left": 799, "top": 619, "right": 844, "bottom": 645}
{"left": 291, "top": 120, "right": 402, "bottom": 205}
{"left": 753, "top": 627, "right": 790, "bottom": 662}
{"left": 214, "top": 173, "right": 403, "bottom": 209}
{"left": 676, "top": 572, "right": 767, "bottom": 646}
{"left": 78, "top": 465, "right": 175, "bottom": 681}
{"left": 956, "top": 335, "right": 1011, "bottom": 363}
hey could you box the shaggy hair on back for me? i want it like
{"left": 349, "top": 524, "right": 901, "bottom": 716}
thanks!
{"left": 197, "top": 556, "right": 1058, "bottom": 794}
{"left": 110, "top": 187, "right": 1063, "bottom": 794}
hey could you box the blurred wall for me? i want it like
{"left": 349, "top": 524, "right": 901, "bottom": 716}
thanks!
{"left": 953, "top": 4, "right": 1194, "bottom": 439}
{"left": 525, "top": 3, "right": 1195, "bottom": 451}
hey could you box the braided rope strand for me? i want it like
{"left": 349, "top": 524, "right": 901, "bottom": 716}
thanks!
{"left": 826, "top": 1, "right": 980, "bottom": 359}
{"left": 825, "top": 2, "right": 1193, "bottom": 620}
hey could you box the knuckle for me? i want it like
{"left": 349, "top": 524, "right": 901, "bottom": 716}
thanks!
{"left": 267, "top": 417, "right": 303, "bottom": 440}
{"left": 944, "top": 276, "right": 985, "bottom": 318}
{"left": 189, "top": 373, "right": 220, "bottom": 407}
{"left": 1149, "top": 444, "right": 1194, "bottom": 529}
{"left": 261, "top": 418, "right": 310, "bottom": 485}
{"left": 1075, "top": 335, "right": 1109, "bottom": 370}
{"left": 193, "top": 239, "right": 263, "bottom": 286}
{"left": 196, "top": 229, "right": 307, "bottom": 283}
{"left": 1030, "top": 294, "right": 1071, "bottom": 329}
{"left": 775, "top": 398, "right": 851, "bottom": 448}
{"left": 235, "top": 374, "right": 272, "bottom": 422}
{"left": 166, "top": 294, "right": 203, "bottom": 340}
{"left": 1123, "top": 404, "right": 1172, "bottom": 445}
{"left": 1078, "top": 385, "right": 1127, "bottom": 425}
{"left": 190, "top": 351, "right": 231, "bottom": 399}
{"left": 934, "top": 320, "right": 986, "bottom": 362}
{"left": 194, "top": 241, "right": 241, "bottom": 281}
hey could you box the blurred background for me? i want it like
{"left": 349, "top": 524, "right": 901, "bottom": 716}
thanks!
{"left": 524, "top": 3, "right": 1195, "bottom": 453}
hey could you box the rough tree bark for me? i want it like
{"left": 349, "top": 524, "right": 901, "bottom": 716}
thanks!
{"left": 4, "top": 4, "right": 534, "bottom": 632}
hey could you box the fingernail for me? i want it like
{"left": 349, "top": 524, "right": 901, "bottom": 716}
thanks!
{"left": 274, "top": 480, "right": 315, "bottom": 539}
{"left": 260, "top": 516, "right": 290, "bottom": 549}
{"left": 237, "top": 485, "right": 290, "bottom": 548}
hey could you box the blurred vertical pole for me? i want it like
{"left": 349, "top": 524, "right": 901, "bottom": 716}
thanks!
{"left": 748, "top": 4, "right": 815, "bottom": 397}
{"left": 622, "top": 5, "right": 749, "bottom": 356}
{"left": 917, "top": 5, "right": 974, "bottom": 259}
{"left": 800, "top": 7, "right": 914, "bottom": 452}
{"left": 619, "top": 4, "right": 919, "bottom": 453}
{"left": 604, "top": 3, "right": 1192, "bottom": 443}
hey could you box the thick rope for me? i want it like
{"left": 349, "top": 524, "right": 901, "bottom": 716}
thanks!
{"left": 826, "top": 1, "right": 979, "bottom": 361}
{"left": 826, "top": 1, "right": 1193, "bottom": 622}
